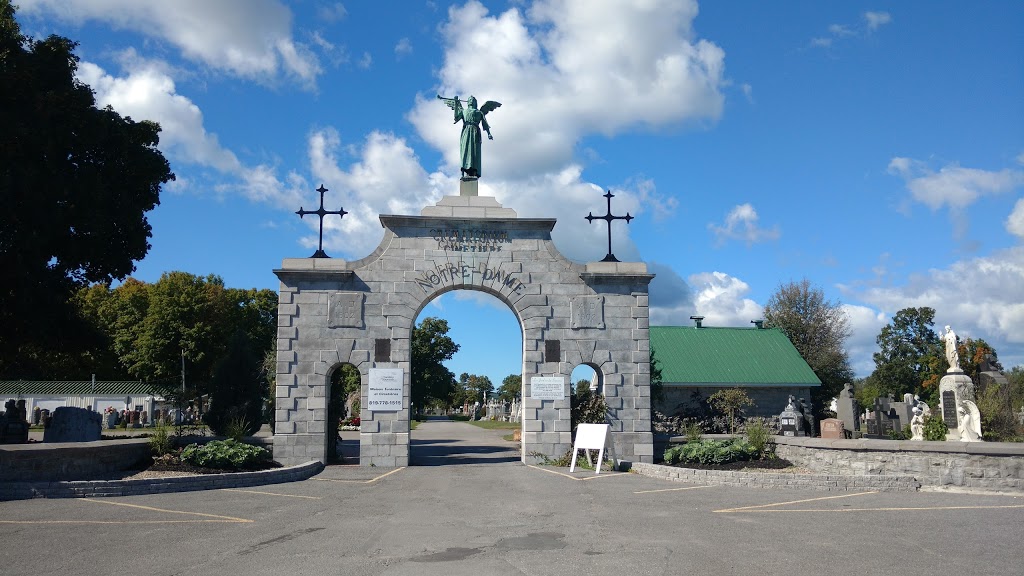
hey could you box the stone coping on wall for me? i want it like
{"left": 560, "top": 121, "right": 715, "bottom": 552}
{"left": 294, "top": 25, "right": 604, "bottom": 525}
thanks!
{"left": 628, "top": 461, "right": 922, "bottom": 492}
{"left": 0, "top": 460, "right": 324, "bottom": 501}
{"left": 655, "top": 434, "right": 1024, "bottom": 493}
{"left": 662, "top": 434, "right": 1024, "bottom": 457}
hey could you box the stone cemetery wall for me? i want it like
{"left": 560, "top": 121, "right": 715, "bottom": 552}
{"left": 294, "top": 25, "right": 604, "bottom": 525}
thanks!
{"left": 0, "top": 438, "right": 151, "bottom": 482}
{"left": 773, "top": 437, "right": 1024, "bottom": 491}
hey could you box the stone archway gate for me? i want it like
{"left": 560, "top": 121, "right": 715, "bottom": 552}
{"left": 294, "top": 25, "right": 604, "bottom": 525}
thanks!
{"left": 273, "top": 194, "right": 654, "bottom": 467}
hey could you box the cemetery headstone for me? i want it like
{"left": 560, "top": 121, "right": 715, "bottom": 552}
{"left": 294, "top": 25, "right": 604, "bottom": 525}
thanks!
{"left": 779, "top": 397, "right": 802, "bottom": 437}
{"left": 835, "top": 382, "right": 860, "bottom": 436}
{"left": 820, "top": 418, "right": 844, "bottom": 439}
{"left": 43, "top": 406, "right": 102, "bottom": 442}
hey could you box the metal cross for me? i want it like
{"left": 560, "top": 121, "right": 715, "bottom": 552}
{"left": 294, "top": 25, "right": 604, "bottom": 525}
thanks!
{"left": 296, "top": 184, "right": 347, "bottom": 258}
{"left": 585, "top": 190, "right": 633, "bottom": 263}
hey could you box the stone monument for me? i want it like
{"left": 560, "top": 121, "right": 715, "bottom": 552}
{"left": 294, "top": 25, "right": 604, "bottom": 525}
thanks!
{"left": 835, "top": 382, "right": 860, "bottom": 437}
{"left": 937, "top": 325, "right": 981, "bottom": 441}
{"left": 43, "top": 406, "right": 102, "bottom": 442}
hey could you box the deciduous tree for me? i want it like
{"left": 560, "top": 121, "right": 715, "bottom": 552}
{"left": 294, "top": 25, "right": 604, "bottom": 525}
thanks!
{"left": 497, "top": 374, "right": 521, "bottom": 402}
{"left": 763, "top": 279, "right": 853, "bottom": 414}
{"left": 411, "top": 317, "right": 459, "bottom": 409}
{"left": 0, "top": 2, "right": 174, "bottom": 376}
{"left": 867, "top": 307, "right": 943, "bottom": 403}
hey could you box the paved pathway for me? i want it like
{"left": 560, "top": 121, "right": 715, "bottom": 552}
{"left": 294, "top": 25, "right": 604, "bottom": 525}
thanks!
{"left": 4, "top": 421, "right": 1024, "bottom": 576}
{"left": 410, "top": 417, "right": 521, "bottom": 465}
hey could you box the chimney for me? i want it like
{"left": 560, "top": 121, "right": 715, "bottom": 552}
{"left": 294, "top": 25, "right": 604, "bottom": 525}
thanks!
{"left": 751, "top": 320, "right": 764, "bottom": 329}
{"left": 689, "top": 315, "right": 704, "bottom": 328}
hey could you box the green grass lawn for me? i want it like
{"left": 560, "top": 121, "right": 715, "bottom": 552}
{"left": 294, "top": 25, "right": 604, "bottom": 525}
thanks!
{"left": 467, "top": 420, "right": 520, "bottom": 430}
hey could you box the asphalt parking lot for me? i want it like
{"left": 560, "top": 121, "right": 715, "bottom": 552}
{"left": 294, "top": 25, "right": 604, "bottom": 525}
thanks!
{"left": 3, "top": 420, "right": 1022, "bottom": 576}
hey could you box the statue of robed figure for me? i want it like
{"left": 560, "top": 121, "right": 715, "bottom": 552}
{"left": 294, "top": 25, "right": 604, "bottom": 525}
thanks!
{"left": 438, "top": 94, "right": 501, "bottom": 179}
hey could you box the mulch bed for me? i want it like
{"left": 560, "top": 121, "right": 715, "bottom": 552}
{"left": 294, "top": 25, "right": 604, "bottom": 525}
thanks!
{"left": 666, "top": 458, "right": 796, "bottom": 471}
{"left": 146, "top": 457, "right": 283, "bottom": 475}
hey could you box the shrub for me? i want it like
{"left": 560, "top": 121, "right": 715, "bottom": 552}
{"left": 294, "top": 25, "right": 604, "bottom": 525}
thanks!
{"left": 663, "top": 438, "right": 758, "bottom": 465}
{"left": 707, "top": 388, "right": 755, "bottom": 434}
{"left": 743, "top": 417, "right": 775, "bottom": 459}
{"left": 181, "top": 439, "right": 270, "bottom": 469}
{"left": 683, "top": 421, "right": 703, "bottom": 443}
{"left": 923, "top": 414, "right": 948, "bottom": 441}
{"left": 224, "top": 416, "right": 251, "bottom": 441}
{"left": 148, "top": 426, "right": 174, "bottom": 456}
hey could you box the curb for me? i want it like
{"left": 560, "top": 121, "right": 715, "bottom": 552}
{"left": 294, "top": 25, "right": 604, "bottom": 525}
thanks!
{"left": 0, "top": 460, "right": 324, "bottom": 501}
{"left": 628, "top": 461, "right": 922, "bottom": 492}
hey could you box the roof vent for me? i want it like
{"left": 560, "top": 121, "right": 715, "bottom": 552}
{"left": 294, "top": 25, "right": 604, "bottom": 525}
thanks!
{"left": 689, "top": 315, "right": 704, "bottom": 328}
{"left": 751, "top": 320, "right": 764, "bottom": 329}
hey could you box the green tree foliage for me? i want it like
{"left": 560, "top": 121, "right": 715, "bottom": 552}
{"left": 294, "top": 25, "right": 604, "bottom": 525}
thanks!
{"left": 497, "top": 374, "right": 521, "bottom": 402}
{"left": 867, "top": 307, "right": 943, "bottom": 403}
{"left": 763, "top": 279, "right": 853, "bottom": 415}
{"left": 205, "top": 330, "right": 264, "bottom": 437}
{"left": 127, "top": 273, "right": 232, "bottom": 389}
{"left": 62, "top": 274, "right": 277, "bottom": 401}
{"left": 707, "top": 388, "right": 754, "bottom": 434}
{"left": 650, "top": 348, "right": 664, "bottom": 407}
{"left": 571, "top": 379, "right": 608, "bottom": 433}
{"left": 327, "top": 364, "right": 360, "bottom": 459}
{"left": 411, "top": 317, "right": 459, "bottom": 409}
{"left": 0, "top": 2, "right": 175, "bottom": 377}
{"left": 459, "top": 373, "right": 495, "bottom": 404}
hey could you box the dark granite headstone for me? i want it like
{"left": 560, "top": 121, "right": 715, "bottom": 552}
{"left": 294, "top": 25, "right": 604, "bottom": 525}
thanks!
{"left": 43, "top": 406, "right": 102, "bottom": 442}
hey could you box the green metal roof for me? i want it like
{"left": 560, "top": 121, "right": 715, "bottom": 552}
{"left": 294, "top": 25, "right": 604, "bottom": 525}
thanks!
{"left": 651, "top": 326, "right": 821, "bottom": 387}
{"left": 0, "top": 381, "right": 155, "bottom": 395}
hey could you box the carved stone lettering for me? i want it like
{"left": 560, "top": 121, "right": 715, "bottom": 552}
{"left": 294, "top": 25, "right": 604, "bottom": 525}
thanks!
{"left": 328, "top": 292, "right": 364, "bottom": 328}
{"left": 571, "top": 295, "right": 605, "bottom": 329}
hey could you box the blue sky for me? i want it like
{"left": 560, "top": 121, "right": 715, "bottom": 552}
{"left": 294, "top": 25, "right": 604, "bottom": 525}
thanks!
{"left": 17, "top": 1, "right": 1024, "bottom": 388}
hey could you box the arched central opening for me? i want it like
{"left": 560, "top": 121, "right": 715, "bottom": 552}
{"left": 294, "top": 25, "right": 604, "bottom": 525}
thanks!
{"left": 409, "top": 289, "right": 523, "bottom": 465}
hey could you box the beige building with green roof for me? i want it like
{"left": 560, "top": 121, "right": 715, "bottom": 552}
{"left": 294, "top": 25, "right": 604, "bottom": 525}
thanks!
{"left": 651, "top": 324, "right": 821, "bottom": 420}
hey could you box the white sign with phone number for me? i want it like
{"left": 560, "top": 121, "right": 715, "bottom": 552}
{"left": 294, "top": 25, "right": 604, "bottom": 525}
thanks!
{"left": 367, "top": 368, "right": 404, "bottom": 411}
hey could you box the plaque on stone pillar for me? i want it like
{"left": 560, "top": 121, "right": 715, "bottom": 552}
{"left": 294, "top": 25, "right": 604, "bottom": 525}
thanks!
{"left": 374, "top": 339, "right": 391, "bottom": 362}
{"left": 570, "top": 295, "right": 605, "bottom": 329}
{"left": 328, "top": 292, "right": 364, "bottom": 328}
{"left": 941, "top": 390, "right": 958, "bottom": 428}
{"left": 545, "top": 340, "right": 560, "bottom": 363}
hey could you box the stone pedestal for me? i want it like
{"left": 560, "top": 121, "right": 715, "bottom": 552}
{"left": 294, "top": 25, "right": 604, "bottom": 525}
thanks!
{"left": 939, "top": 370, "right": 975, "bottom": 441}
{"left": 459, "top": 178, "right": 478, "bottom": 196}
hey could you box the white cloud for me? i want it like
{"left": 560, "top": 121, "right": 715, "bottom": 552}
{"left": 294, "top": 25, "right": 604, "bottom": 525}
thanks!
{"left": 841, "top": 246, "right": 1024, "bottom": 370}
{"left": 687, "top": 271, "right": 763, "bottom": 327}
{"left": 408, "top": 0, "right": 726, "bottom": 181}
{"left": 828, "top": 24, "right": 853, "bottom": 37}
{"left": 864, "top": 11, "right": 892, "bottom": 31}
{"left": 811, "top": 11, "right": 891, "bottom": 48}
{"left": 841, "top": 304, "right": 888, "bottom": 376}
{"left": 77, "top": 56, "right": 241, "bottom": 173}
{"left": 20, "top": 0, "right": 321, "bottom": 88}
{"left": 708, "top": 203, "right": 780, "bottom": 246}
{"left": 1007, "top": 198, "right": 1024, "bottom": 240}
{"left": 317, "top": 2, "right": 348, "bottom": 23}
{"left": 394, "top": 37, "right": 413, "bottom": 58}
{"left": 888, "top": 157, "right": 1024, "bottom": 210}
{"left": 358, "top": 52, "right": 373, "bottom": 69}
{"left": 77, "top": 55, "right": 306, "bottom": 210}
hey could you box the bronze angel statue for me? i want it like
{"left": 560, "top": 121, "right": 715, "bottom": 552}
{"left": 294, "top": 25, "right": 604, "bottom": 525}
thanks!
{"left": 438, "top": 94, "right": 501, "bottom": 178}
